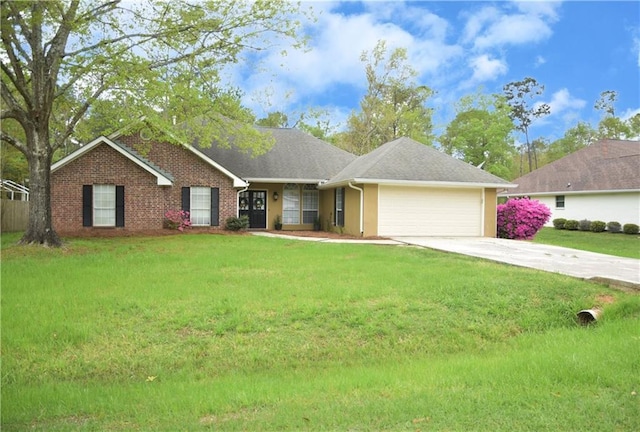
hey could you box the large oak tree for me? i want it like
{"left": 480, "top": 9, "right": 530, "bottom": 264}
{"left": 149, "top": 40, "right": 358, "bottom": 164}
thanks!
{"left": 1, "top": 0, "right": 306, "bottom": 246}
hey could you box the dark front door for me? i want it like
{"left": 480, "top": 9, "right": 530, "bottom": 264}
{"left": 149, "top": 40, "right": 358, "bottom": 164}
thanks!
{"left": 239, "top": 190, "right": 267, "bottom": 229}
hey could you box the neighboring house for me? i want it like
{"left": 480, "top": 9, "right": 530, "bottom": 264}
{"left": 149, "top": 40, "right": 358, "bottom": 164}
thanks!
{"left": 51, "top": 128, "right": 515, "bottom": 237}
{"left": 500, "top": 139, "right": 640, "bottom": 226}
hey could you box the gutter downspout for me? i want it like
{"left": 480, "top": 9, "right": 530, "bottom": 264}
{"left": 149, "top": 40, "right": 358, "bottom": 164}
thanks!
{"left": 348, "top": 181, "right": 364, "bottom": 236}
{"left": 237, "top": 183, "right": 249, "bottom": 217}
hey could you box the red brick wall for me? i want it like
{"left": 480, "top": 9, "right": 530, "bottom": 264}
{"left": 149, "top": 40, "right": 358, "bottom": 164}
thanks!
{"left": 51, "top": 135, "right": 238, "bottom": 233}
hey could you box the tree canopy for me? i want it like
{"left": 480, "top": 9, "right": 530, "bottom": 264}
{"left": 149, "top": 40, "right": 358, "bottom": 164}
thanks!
{"left": 1, "top": 0, "right": 307, "bottom": 246}
{"left": 338, "top": 40, "right": 434, "bottom": 155}
{"left": 439, "top": 93, "right": 516, "bottom": 179}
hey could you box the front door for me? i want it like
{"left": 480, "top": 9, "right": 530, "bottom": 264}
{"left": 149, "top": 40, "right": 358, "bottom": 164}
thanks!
{"left": 239, "top": 190, "right": 267, "bottom": 229}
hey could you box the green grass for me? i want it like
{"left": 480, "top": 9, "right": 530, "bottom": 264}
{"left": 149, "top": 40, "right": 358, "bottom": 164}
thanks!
{"left": 2, "top": 233, "right": 639, "bottom": 431}
{"left": 533, "top": 227, "right": 640, "bottom": 259}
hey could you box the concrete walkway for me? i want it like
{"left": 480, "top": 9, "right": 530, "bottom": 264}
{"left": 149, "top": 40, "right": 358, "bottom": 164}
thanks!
{"left": 392, "top": 236, "right": 640, "bottom": 289}
{"left": 253, "top": 232, "right": 640, "bottom": 289}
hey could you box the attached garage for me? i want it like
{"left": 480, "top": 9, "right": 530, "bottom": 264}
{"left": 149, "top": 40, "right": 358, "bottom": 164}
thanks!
{"left": 319, "top": 137, "right": 516, "bottom": 238}
{"left": 378, "top": 185, "right": 483, "bottom": 236}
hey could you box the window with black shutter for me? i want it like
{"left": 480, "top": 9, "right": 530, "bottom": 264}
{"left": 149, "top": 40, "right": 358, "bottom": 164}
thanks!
{"left": 335, "top": 187, "right": 345, "bottom": 227}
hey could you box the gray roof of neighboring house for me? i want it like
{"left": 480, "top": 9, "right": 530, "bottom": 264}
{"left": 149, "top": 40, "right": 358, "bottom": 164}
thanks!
{"left": 503, "top": 139, "right": 640, "bottom": 195}
{"left": 322, "top": 137, "right": 514, "bottom": 187}
{"left": 195, "top": 127, "right": 357, "bottom": 182}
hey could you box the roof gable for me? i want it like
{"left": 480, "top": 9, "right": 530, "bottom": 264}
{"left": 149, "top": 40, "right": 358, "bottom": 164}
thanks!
{"left": 108, "top": 124, "right": 248, "bottom": 188}
{"left": 322, "top": 137, "right": 514, "bottom": 188}
{"left": 504, "top": 139, "right": 640, "bottom": 195}
{"left": 51, "top": 136, "right": 174, "bottom": 186}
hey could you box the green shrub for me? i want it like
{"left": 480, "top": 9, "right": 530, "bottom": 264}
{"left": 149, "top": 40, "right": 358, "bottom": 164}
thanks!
{"left": 578, "top": 219, "right": 591, "bottom": 231}
{"left": 552, "top": 218, "right": 566, "bottom": 229}
{"left": 590, "top": 221, "right": 606, "bottom": 232}
{"left": 225, "top": 215, "right": 250, "bottom": 231}
{"left": 607, "top": 221, "right": 622, "bottom": 233}
{"left": 623, "top": 223, "right": 639, "bottom": 235}
{"left": 564, "top": 219, "right": 579, "bottom": 230}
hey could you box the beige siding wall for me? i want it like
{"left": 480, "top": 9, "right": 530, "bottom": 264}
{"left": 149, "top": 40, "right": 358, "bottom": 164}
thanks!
{"left": 343, "top": 186, "right": 361, "bottom": 236}
{"left": 363, "top": 184, "right": 379, "bottom": 237}
{"left": 484, "top": 188, "right": 498, "bottom": 237}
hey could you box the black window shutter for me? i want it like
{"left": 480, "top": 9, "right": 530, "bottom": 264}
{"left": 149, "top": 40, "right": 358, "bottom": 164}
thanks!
{"left": 210, "top": 187, "right": 219, "bottom": 226}
{"left": 181, "top": 187, "right": 190, "bottom": 212}
{"left": 337, "top": 187, "right": 345, "bottom": 227}
{"left": 333, "top": 189, "right": 338, "bottom": 225}
{"left": 115, "top": 186, "right": 125, "bottom": 227}
{"left": 82, "top": 185, "right": 92, "bottom": 227}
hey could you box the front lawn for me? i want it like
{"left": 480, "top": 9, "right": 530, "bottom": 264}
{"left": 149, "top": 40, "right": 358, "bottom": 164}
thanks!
{"left": 533, "top": 227, "right": 640, "bottom": 259}
{"left": 1, "top": 233, "right": 639, "bottom": 431}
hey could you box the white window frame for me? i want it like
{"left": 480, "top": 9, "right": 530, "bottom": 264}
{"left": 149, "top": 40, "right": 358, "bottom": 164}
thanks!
{"left": 190, "top": 187, "right": 211, "bottom": 226}
{"left": 283, "top": 183, "right": 300, "bottom": 225}
{"left": 93, "top": 184, "right": 116, "bottom": 227}
{"left": 302, "top": 184, "right": 319, "bottom": 224}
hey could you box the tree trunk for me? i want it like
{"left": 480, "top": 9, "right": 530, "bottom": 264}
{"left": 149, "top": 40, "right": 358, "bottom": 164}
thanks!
{"left": 524, "top": 128, "right": 533, "bottom": 173}
{"left": 19, "top": 135, "right": 61, "bottom": 247}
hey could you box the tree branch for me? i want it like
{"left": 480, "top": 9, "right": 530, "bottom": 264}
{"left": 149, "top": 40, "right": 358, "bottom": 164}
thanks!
{"left": 0, "top": 22, "right": 32, "bottom": 107}
{"left": 1, "top": 130, "right": 27, "bottom": 154}
{"left": 0, "top": 78, "right": 28, "bottom": 118}
{"left": 52, "top": 82, "right": 110, "bottom": 151}
{"left": 5, "top": 1, "right": 32, "bottom": 44}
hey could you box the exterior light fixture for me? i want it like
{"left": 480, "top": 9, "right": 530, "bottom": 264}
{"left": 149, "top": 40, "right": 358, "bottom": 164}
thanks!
{"left": 273, "top": 191, "right": 279, "bottom": 201}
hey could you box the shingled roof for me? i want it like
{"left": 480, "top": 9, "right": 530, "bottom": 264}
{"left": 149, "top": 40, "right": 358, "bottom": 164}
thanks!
{"left": 503, "top": 139, "right": 640, "bottom": 195}
{"left": 321, "top": 137, "right": 514, "bottom": 188}
{"left": 195, "top": 127, "right": 356, "bottom": 182}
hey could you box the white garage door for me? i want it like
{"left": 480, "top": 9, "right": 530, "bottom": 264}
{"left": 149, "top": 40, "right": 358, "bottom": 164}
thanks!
{"left": 378, "top": 186, "right": 483, "bottom": 236}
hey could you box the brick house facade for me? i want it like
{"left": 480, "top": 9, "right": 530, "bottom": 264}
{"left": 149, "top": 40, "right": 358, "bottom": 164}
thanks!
{"left": 51, "top": 134, "right": 244, "bottom": 233}
{"left": 52, "top": 129, "right": 514, "bottom": 238}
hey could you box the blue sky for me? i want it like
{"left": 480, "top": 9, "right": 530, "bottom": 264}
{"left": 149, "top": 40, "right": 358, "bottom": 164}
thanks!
{"left": 226, "top": 1, "right": 639, "bottom": 143}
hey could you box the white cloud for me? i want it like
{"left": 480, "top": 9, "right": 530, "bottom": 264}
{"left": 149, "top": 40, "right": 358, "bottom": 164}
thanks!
{"left": 461, "top": 54, "right": 508, "bottom": 88}
{"left": 530, "top": 88, "right": 586, "bottom": 131}
{"left": 461, "top": 6, "right": 499, "bottom": 44}
{"left": 621, "top": 107, "right": 640, "bottom": 121}
{"left": 534, "top": 55, "right": 546, "bottom": 67}
{"left": 544, "top": 88, "right": 586, "bottom": 114}
{"left": 512, "top": 0, "right": 561, "bottom": 21}
{"left": 233, "top": 3, "right": 462, "bottom": 115}
{"left": 474, "top": 14, "right": 553, "bottom": 49}
{"left": 461, "top": 2, "right": 561, "bottom": 50}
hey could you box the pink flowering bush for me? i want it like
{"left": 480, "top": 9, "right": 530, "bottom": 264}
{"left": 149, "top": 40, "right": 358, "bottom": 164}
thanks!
{"left": 164, "top": 209, "right": 192, "bottom": 232}
{"left": 497, "top": 198, "right": 551, "bottom": 240}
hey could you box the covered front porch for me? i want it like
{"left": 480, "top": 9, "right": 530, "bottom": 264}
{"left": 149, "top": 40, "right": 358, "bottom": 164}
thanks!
{"left": 238, "top": 182, "right": 333, "bottom": 232}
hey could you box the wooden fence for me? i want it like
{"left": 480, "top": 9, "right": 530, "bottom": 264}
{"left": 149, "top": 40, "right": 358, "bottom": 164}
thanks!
{"left": 1, "top": 199, "right": 29, "bottom": 232}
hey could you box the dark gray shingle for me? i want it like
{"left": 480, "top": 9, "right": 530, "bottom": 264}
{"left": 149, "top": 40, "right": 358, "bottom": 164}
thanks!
{"left": 195, "top": 127, "right": 356, "bottom": 181}
{"left": 324, "top": 137, "right": 512, "bottom": 186}
{"left": 504, "top": 139, "right": 640, "bottom": 194}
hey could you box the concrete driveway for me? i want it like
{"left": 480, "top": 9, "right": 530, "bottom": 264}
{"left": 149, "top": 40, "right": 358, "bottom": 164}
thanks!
{"left": 392, "top": 236, "right": 640, "bottom": 289}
